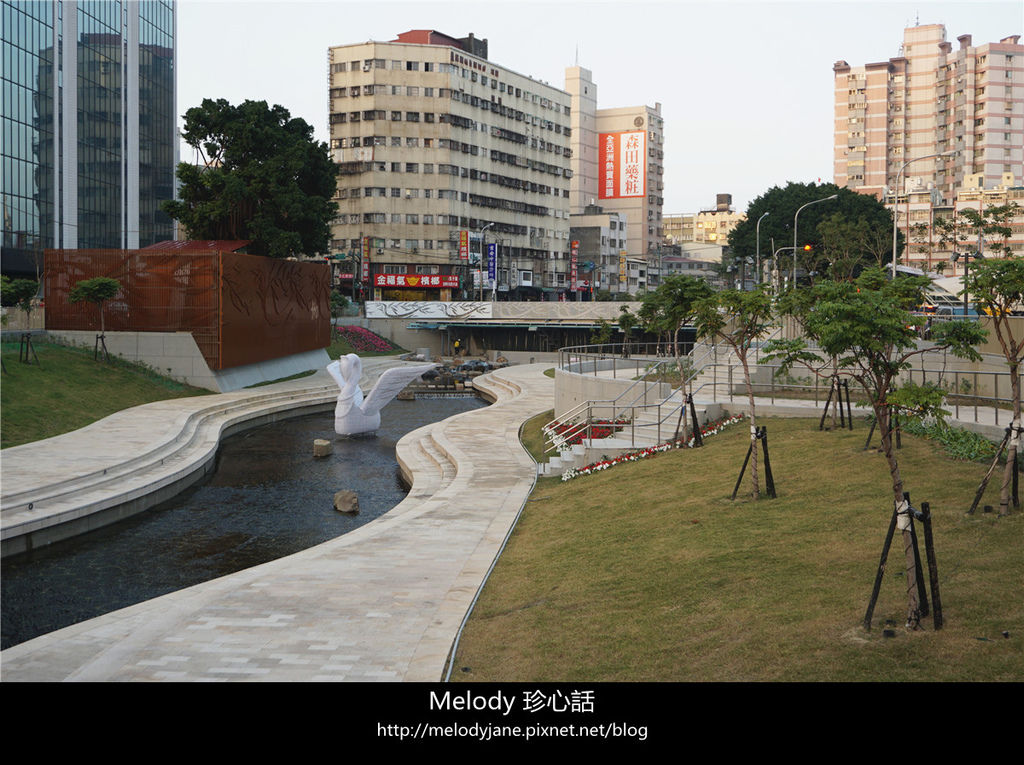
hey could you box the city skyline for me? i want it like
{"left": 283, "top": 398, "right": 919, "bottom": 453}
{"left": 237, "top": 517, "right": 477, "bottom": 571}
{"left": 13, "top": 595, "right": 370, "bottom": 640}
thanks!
{"left": 178, "top": 0, "right": 1022, "bottom": 214}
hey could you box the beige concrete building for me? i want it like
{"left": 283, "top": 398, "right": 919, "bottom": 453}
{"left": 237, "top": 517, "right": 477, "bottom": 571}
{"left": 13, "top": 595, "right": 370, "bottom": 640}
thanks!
{"left": 565, "top": 66, "right": 665, "bottom": 270}
{"left": 663, "top": 194, "right": 744, "bottom": 247}
{"left": 328, "top": 30, "right": 573, "bottom": 300}
{"left": 834, "top": 24, "right": 1023, "bottom": 203}
{"left": 899, "top": 173, "right": 1024, "bottom": 275}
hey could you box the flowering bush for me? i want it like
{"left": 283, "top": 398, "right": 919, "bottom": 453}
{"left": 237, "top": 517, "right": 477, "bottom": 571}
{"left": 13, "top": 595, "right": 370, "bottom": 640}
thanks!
{"left": 334, "top": 325, "right": 396, "bottom": 353}
{"left": 560, "top": 414, "right": 746, "bottom": 482}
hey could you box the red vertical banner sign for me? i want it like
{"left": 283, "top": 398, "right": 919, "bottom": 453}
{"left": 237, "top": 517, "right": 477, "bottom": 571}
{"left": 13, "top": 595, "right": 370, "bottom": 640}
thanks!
{"left": 598, "top": 131, "right": 646, "bottom": 200}
{"left": 459, "top": 230, "right": 470, "bottom": 260}
{"left": 570, "top": 240, "right": 579, "bottom": 292}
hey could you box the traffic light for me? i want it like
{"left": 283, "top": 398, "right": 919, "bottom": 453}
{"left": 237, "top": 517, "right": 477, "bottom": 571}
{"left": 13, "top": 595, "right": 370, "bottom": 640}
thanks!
{"left": 803, "top": 244, "right": 813, "bottom": 252}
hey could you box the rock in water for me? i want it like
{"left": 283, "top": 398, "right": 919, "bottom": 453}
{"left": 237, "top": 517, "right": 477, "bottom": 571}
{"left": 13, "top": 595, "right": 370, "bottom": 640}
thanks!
{"left": 313, "top": 439, "right": 333, "bottom": 458}
{"left": 333, "top": 490, "right": 359, "bottom": 514}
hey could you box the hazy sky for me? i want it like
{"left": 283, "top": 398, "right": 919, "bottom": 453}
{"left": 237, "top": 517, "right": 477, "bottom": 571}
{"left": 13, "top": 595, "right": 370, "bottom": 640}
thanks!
{"left": 177, "top": 0, "right": 1022, "bottom": 213}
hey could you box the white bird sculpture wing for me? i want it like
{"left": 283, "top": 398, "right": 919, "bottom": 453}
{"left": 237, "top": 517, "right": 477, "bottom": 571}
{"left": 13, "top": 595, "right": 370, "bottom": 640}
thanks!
{"left": 360, "top": 363, "right": 438, "bottom": 416}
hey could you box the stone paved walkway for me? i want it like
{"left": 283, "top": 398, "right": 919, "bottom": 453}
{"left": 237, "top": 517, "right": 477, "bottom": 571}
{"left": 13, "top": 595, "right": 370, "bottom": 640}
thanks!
{"left": 0, "top": 362, "right": 553, "bottom": 681}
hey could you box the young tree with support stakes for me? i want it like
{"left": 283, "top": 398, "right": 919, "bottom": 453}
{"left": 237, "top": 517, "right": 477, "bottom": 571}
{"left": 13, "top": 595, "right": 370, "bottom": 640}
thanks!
{"left": 962, "top": 257, "right": 1024, "bottom": 516}
{"left": 639, "top": 276, "right": 714, "bottom": 445}
{"left": 693, "top": 284, "right": 774, "bottom": 499}
{"left": 69, "top": 277, "right": 121, "bottom": 361}
{"left": 765, "top": 268, "right": 986, "bottom": 628}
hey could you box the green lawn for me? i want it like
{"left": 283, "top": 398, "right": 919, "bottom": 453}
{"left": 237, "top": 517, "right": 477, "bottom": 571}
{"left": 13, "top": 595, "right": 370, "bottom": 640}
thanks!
{"left": 1, "top": 341, "right": 209, "bottom": 449}
{"left": 452, "top": 416, "right": 1023, "bottom": 682}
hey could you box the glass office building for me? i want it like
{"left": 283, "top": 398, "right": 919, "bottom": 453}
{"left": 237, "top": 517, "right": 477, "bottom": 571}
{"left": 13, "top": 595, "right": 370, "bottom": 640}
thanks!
{"left": 2, "top": 0, "right": 176, "bottom": 275}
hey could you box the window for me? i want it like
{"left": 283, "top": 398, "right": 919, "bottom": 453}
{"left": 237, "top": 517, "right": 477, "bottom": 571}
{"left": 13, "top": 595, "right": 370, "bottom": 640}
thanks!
{"left": 407, "top": 86, "right": 420, "bottom": 97}
{"left": 423, "top": 189, "right": 432, "bottom": 198}
{"left": 424, "top": 138, "right": 433, "bottom": 148}
{"left": 351, "top": 137, "right": 362, "bottom": 147}
{"left": 415, "top": 264, "right": 439, "bottom": 274}
{"left": 349, "top": 87, "right": 360, "bottom": 97}
{"left": 424, "top": 87, "right": 434, "bottom": 97}
{"left": 391, "top": 188, "right": 401, "bottom": 197}
{"left": 406, "top": 137, "right": 420, "bottom": 147}
{"left": 406, "top": 61, "right": 419, "bottom": 71}
{"left": 391, "top": 111, "right": 402, "bottom": 121}
{"left": 424, "top": 62, "right": 434, "bottom": 73}
{"left": 332, "top": 62, "right": 347, "bottom": 73}
{"left": 424, "top": 113, "right": 435, "bottom": 123}
{"left": 406, "top": 112, "right": 420, "bottom": 122}
{"left": 391, "top": 162, "right": 401, "bottom": 172}
{"left": 405, "top": 189, "right": 419, "bottom": 198}
{"left": 390, "top": 214, "right": 402, "bottom": 223}
{"left": 389, "top": 239, "right": 401, "bottom": 249}
{"left": 423, "top": 240, "right": 434, "bottom": 249}
{"left": 406, "top": 214, "right": 419, "bottom": 224}
{"left": 391, "top": 137, "right": 401, "bottom": 147}
{"left": 423, "top": 164, "right": 434, "bottom": 173}
{"left": 423, "top": 215, "right": 434, "bottom": 225}
{"left": 405, "top": 163, "right": 419, "bottom": 173}
{"left": 391, "top": 60, "right": 402, "bottom": 70}
{"left": 391, "top": 85, "right": 401, "bottom": 95}
{"left": 384, "top": 264, "right": 404, "bottom": 275}
{"left": 406, "top": 240, "right": 419, "bottom": 250}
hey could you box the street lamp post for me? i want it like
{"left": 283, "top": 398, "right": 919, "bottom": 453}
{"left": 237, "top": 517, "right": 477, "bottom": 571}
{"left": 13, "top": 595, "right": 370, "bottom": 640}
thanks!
{"left": 755, "top": 211, "right": 769, "bottom": 285}
{"left": 772, "top": 246, "right": 797, "bottom": 293}
{"left": 890, "top": 150, "right": 956, "bottom": 279}
{"left": 793, "top": 195, "right": 837, "bottom": 288}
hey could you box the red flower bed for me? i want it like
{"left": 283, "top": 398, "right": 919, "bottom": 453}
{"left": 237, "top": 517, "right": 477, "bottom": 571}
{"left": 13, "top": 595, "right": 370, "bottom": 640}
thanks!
{"left": 334, "top": 325, "right": 396, "bottom": 353}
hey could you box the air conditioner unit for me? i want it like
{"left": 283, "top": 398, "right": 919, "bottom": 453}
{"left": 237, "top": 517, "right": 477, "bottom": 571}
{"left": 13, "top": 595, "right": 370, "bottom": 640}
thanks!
{"left": 363, "top": 63, "right": 372, "bottom": 72}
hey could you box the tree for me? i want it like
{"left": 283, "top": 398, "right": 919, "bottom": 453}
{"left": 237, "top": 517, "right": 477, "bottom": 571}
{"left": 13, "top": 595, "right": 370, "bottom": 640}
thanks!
{"left": 727, "top": 182, "right": 899, "bottom": 286}
{"left": 590, "top": 317, "right": 614, "bottom": 345}
{"left": 638, "top": 275, "right": 713, "bottom": 360}
{"left": 935, "top": 203, "right": 1021, "bottom": 260}
{"left": 963, "top": 257, "right": 1024, "bottom": 516}
{"left": 69, "top": 277, "right": 121, "bottom": 336}
{"left": 163, "top": 98, "right": 338, "bottom": 258}
{"left": 330, "top": 290, "right": 350, "bottom": 320}
{"left": 765, "top": 268, "right": 986, "bottom": 627}
{"left": 2, "top": 277, "right": 40, "bottom": 320}
{"left": 694, "top": 285, "right": 774, "bottom": 499}
{"left": 617, "top": 306, "right": 638, "bottom": 355}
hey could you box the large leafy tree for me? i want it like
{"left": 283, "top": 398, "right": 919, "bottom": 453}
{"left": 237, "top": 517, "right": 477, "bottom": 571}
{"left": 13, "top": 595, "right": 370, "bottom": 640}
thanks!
{"left": 727, "top": 182, "right": 899, "bottom": 284}
{"left": 163, "top": 98, "right": 338, "bottom": 258}
{"left": 766, "top": 268, "right": 986, "bottom": 628}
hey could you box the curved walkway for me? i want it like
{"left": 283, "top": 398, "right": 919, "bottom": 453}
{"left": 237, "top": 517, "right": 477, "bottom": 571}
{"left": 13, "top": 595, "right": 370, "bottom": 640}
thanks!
{"left": 1, "top": 362, "right": 553, "bottom": 681}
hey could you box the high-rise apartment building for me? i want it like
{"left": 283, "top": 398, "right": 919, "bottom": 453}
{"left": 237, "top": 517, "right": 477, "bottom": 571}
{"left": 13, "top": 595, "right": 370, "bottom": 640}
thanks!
{"left": 1, "top": 0, "right": 177, "bottom": 275}
{"left": 327, "top": 30, "right": 573, "bottom": 300}
{"left": 834, "top": 24, "right": 1023, "bottom": 203}
{"left": 565, "top": 66, "right": 665, "bottom": 268}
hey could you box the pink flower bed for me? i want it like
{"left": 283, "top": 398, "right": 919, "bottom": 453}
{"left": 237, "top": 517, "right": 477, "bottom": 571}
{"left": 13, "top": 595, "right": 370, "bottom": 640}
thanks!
{"left": 334, "top": 325, "right": 396, "bottom": 353}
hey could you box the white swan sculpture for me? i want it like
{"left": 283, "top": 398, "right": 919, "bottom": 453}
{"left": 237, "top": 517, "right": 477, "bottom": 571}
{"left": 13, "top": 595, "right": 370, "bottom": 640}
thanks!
{"left": 326, "top": 353, "right": 438, "bottom": 436}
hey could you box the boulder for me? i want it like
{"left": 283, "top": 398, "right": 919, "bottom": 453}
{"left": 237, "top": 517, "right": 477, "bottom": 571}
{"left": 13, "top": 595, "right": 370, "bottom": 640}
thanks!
{"left": 333, "top": 490, "right": 359, "bottom": 514}
{"left": 313, "top": 439, "right": 333, "bottom": 458}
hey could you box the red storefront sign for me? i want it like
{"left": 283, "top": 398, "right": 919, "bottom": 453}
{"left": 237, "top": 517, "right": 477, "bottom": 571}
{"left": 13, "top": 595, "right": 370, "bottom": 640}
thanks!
{"left": 459, "top": 230, "right": 470, "bottom": 260}
{"left": 374, "top": 274, "right": 459, "bottom": 288}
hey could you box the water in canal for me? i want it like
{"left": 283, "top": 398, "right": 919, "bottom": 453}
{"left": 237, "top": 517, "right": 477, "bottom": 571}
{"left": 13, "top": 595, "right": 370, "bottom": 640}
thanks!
{"left": 1, "top": 395, "right": 486, "bottom": 650}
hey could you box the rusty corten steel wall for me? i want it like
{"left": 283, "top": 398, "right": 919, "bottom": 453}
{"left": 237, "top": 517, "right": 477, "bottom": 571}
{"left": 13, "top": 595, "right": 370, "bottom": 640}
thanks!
{"left": 219, "top": 252, "right": 331, "bottom": 369}
{"left": 44, "top": 249, "right": 330, "bottom": 370}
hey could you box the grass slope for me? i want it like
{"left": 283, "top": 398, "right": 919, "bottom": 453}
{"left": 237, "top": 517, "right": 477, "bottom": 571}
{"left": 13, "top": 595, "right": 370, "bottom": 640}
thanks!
{"left": 1, "top": 341, "right": 209, "bottom": 448}
{"left": 453, "top": 417, "right": 1023, "bottom": 682}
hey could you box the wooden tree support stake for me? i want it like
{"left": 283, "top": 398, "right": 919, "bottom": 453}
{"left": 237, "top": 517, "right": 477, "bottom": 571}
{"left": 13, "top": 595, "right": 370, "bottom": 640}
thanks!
{"left": 731, "top": 426, "right": 775, "bottom": 500}
{"left": 864, "top": 505, "right": 899, "bottom": 631}
{"left": 920, "top": 502, "right": 943, "bottom": 630}
{"left": 968, "top": 426, "right": 1011, "bottom": 514}
{"left": 19, "top": 332, "right": 40, "bottom": 367}
{"left": 688, "top": 394, "right": 703, "bottom": 447}
{"left": 94, "top": 333, "right": 110, "bottom": 362}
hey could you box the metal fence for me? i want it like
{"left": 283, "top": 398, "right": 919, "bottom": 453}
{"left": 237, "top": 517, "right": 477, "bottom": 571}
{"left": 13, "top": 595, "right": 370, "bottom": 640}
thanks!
{"left": 44, "top": 249, "right": 331, "bottom": 370}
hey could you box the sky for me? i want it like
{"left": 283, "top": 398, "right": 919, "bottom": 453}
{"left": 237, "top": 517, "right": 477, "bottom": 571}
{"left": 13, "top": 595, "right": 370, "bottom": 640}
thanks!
{"left": 176, "top": 0, "right": 1023, "bottom": 214}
